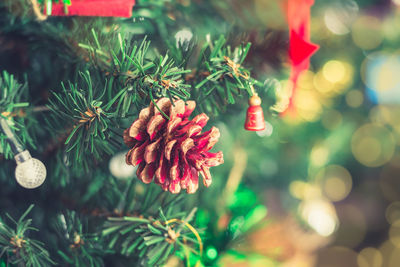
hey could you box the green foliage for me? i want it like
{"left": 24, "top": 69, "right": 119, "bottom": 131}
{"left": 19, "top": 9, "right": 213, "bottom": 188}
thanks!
{"left": 0, "top": 71, "right": 28, "bottom": 112}
{"left": 80, "top": 33, "right": 191, "bottom": 116}
{"left": 80, "top": 31, "right": 268, "bottom": 118}
{"left": 0, "top": 71, "right": 34, "bottom": 159}
{"left": 192, "top": 36, "right": 259, "bottom": 114}
{"left": 47, "top": 71, "right": 120, "bottom": 168}
{"left": 0, "top": 205, "right": 55, "bottom": 266}
{"left": 53, "top": 211, "right": 108, "bottom": 267}
{"left": 102, "top": 180, "right": 201, "bottom": 266}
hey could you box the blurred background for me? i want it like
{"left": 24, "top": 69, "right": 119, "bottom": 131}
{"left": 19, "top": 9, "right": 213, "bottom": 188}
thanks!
{"left": 193, "top": 0, "right": 400, "bottom": 266}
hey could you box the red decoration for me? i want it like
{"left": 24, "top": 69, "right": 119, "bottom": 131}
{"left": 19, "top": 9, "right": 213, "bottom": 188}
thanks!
{"left": 123, "top": 98, "right": 224, "bottom": 194}
{"left": 49, "top": 0, "right": 135, "bottom": 17}
{"left": 244, "top": 95, "right": 266, "bottom": 131}
{"left": 283, "top": 0, "right": 319, "bottom": 115}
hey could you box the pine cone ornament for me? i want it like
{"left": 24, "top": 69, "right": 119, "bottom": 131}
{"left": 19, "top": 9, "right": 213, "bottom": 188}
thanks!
{"left": 124, "top": 98, "right": 224, "bottom": 194}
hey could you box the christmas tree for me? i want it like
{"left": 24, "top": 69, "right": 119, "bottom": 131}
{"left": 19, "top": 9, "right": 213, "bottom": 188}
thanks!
{"left": 0, "top": 0, "right": 283, "bottom": 265}
{"left": 1, "top": 0, "right": 400, "bottom": 266}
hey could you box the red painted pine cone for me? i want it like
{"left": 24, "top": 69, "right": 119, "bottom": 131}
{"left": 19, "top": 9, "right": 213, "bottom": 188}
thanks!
{"left": 123, "top": 98, "right": 224, "bottom": 194}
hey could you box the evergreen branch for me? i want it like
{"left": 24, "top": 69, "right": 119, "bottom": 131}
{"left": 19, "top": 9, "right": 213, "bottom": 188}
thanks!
{"left": 191, "top": 35, "right": 265, "bottom": 114}
{"left": 102, "top": 208, "right": 201, "bottom": 266}
{"left": 95, "top": 181, "right": 202, "bottom": 266}
{"left": 79, "top": 33, "right": 192, "bottom": 117}
{"left": 46, "top": 71, "right": 119, "bottom": 168}
{"left": 53, "top": 211, "right": 110, "bottom": 267}
{"left": 0, "top": 205, "right": 55, "bottom": 266}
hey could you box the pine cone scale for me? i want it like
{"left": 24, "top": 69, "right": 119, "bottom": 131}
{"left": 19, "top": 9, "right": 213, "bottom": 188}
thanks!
{"left": 147, "top": 115, "right": 166, "bottom": 141}
{"left": 129, "top": 119, "right": 147, "bottom": 141}
{"left": 192, "top": 113, "right": 209, "bottom": 127}
{"left": 165, "top": 140, "right": 177, "bottom": 161}
{"left": 167, "top": 117, "right": 182, "bottom": 136}
{"left": 181, "top": 138, "right": 195, "bottom": 155}
{"left": 155, "top": 155, "right": 168, "bottom": 184}
{"left": 144, "top": 138, "right": 161, "bottom": 164}
{"left": 170, "top": 153, "right": 180, "bottom": 181}
{"left": 140, "top": 163, "right": 156, "bottom": 184}
{"left": 129, "top": 140, "right": 148, "bottom": 166}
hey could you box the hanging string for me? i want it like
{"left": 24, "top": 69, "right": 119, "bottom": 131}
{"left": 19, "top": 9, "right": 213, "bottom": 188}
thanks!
{"left": 165, "top": 218, "right": 203, "bottom": 267}
{"left": 0, "top": 117, "right": 24, "bottom": 154}
{"left": 224, "top": 56, "right": 250, "bottom": 80}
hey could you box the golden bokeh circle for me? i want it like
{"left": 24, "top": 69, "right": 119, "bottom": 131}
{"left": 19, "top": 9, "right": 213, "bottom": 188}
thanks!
{"left": 352, "top": 16, "right": 383, "bottom": 50}
{"left": 314, "top": 71, "right": 335, "bottom": 94}
{"left": 345, "top": 90, "right": 364, "bottom": 108}
{"left": 351, "top": 124, "right": 395, "bottom": 167}
{"left": 369, "top": 106, "right": 400, "bottom": 140}
{"left": 310, "top": 144, "right": 330, "bottom": 167}
{"left": 317, "top": 165, "right": 352, "bottom": 202}
{"left": 389, "top": 220, "right": 400, "bottom": 248}
{"left": 357, "top": 247, "right": 383, "bottom": 267}
{"left": 323, "top": 60, "right": 347, "bottom": 84}
{"left": 379, "top": 240, "right": 397, "bottom": 267}
{"left": 294, "top": 90, "right": 323, "bottom": 122}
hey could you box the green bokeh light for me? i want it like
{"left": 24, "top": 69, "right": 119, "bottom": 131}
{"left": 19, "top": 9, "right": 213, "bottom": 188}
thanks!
{"left": 206, "top": 246, "right": 218, "bottom": 260}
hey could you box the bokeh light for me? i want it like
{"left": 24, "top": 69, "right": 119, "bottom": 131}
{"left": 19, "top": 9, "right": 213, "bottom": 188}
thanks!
{"left": 310, "top": 144, "right": 330, "bottom": 167}
{"left": 389, "top": 220, "right": 400, "bottom": 247}
{"left": 379, "top": 240, "right": 397, "bottom": 267}
{"left": 386, "top": 202, "right": 400, "bottom": 224}
{"left": 323, "top": 0, "right": 359, "bottom": 35}
{"left": 300, "top": 198, "right": 338, "bottom": 237}
{"left": 379, "top": 240, "right": 400, "bottom": 267}
{"left": 314, "top": 71, "right": 335, "bottom": 94}
{"left": 363, "top": 53, "right": 400, "bottom": 104}
{"left": 323, "top": 60, "right": 354, "bottom": 87}
{"left": 290, "top": 181, "right": 321, "bottom": 200}
{"left": 323, "top": 60, "right": 346, "bottom": 84}
{"left": 351, "top": 124, "right": 395, "bottom": 167}
{"left": 206, "top": 246, "right": 218, "bottom": 260}
{"left": 345, "top": 90, "right": 364, "bottom": 108}
{"left": 256, "top": 121, "right": 274, "bottom": 137}
{"left": 357, "top": 247, "right": 383, "bottom": 267}
{"left": 317, "top": 165, "right": 352, "bottom": 202}
{"left": 352, "top": 16, "right": 383, "bottom": 50}
{"left": 294, "top": 90, "right": 322, "bottom": 122}
{"left": 369, "top": 106, "right": 400, "bottom": 136}
{"left": 109, "top": 151, "right": 136, "bottom": 179}
{"left": 388, "top": 248, "right": 400, "bottom": 267}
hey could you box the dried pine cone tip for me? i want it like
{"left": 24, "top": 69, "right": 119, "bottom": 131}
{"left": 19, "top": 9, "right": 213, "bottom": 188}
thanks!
{"left": 124, "top": 98, "right": 224, "bottom": 194}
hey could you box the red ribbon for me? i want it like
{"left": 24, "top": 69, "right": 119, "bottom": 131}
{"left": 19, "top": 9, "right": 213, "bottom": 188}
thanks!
{"left": 283, "top": 0, "right": 319, "bottom": 115}
{"left": 50, "top": 0, "right": 135, "bottom": 17}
